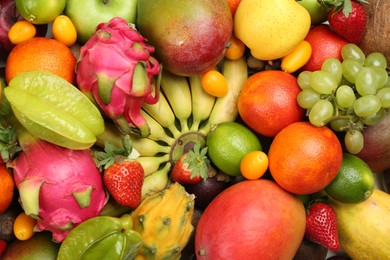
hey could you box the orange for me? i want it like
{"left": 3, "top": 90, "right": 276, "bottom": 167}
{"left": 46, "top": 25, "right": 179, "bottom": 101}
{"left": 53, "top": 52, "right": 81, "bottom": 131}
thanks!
{"left": 237, "top": 70, "right": 305, "bottom": 137}
{"left": 268, "top": 121, "right": 343, "bottom": 195}
{"left": 0, "top": 162, "right": 15, "bottom": 214}
{"left": 5, "top": 37, "right": 76, "bottom": 84}
{"left": 301, "top": 24, "right": 349, "bottom": 72}
{"left": 226, "top": 0, "right": 241, "bottom": 17}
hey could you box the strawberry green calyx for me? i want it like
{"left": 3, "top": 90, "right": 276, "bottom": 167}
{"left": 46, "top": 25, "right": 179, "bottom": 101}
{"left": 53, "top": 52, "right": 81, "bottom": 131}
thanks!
{"left": 76, "top": 17, "right": 162, "bottom": 138}
{"left": 184, "top": 143, "right": 210, "bottom": 180}
{"left": 319, "top": 0, "right": 368, "bottom": 16}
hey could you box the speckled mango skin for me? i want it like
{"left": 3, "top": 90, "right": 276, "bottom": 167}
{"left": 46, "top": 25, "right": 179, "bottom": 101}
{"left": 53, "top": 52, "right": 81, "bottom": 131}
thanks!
{"left": 234, "top": 0, "right": 311, "bottom": 61}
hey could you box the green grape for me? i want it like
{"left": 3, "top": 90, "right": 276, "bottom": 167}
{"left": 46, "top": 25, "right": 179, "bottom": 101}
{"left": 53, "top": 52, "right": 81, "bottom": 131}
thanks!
{"left": 344, "top": 130, "right": 364, "bottom": 154}
{"left": 321, "top": 58, "right": 343, "bottom": 84}
{"left": 353, "top": 94, "right": 381, "bottom": 117}
{"left": 309, "top": 99, "right": 334, "bottom": 126}
{"left": 341, "top": 43, "right": 366, "bottom": 64}
{"left": 297, "top": 71, "right": 312, "bottom": 89}
{"left": 376, "top": 87, "right": 390, "bottom": 108}
{"left": 364, "top": 52, "right": 388, "bottom": 69}
{"left": 361, "top": 108, "right": 386, "bottom": 125}
{"left": 342, "top": 59, "right": 363, "bottom": 84}
{"left": 335, "top": 85, "right": 356, "bottom": 109}
{"left": 330, "top": 117, "right": 350, "bottom": 132}
{"left": 297, "top": 88, "right": 321, "bottom": 109}
{"left": 372, "top": 67, "right": 389, "bottom": 90}
{"left": 355, "top": 67, "right": 378, "bottom": 96}
{"left": 310, "top": 70, "right": 338, "bottom": 94}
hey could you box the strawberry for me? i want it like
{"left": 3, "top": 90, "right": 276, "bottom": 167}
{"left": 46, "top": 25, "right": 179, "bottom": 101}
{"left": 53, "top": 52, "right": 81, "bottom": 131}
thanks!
{"left": 325, "top": 0, "right": 368, "bottom": 44}
{"left": 171, "top": 143, "right": 211, "bottom": 184}
{"left": 305, "top": 201, "right": 340, "bottom": 252}
{"left": 95, "top": 135, "right": 144, "bottom": 208}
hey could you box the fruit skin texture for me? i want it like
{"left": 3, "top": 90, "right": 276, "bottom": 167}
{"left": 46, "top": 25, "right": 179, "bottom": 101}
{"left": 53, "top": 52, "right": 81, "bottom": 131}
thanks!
{"left": 328, "top": 1, "right": 367, "bottom": 45}
{"left": 329, "top": 189, "right": 390, "bottom": 259}
{"left": 301, "top": 24, "right": 349, "bottom": 72}
{"left": 103, "top": 160, "right": 144, "bottom": 209}
{"left": 234, "top": 0, "right": 311, "bottom": 60}
{"left": 5, "top": 37, "right": 76, "bottom": 84}
{"left": 195, "top": 179, "right": 306, "bottom": 260}
{"left": 268, "top": 121, "right": 343, "bottom": 195}
{"left": 356, "top": 110, "right": 390, "bottom": 173}
{"left": 76, "top": 17, "right": 161, "bottom": 138}
{"left": 304, "top": 202, "right": 340, "bottom": 252}
{"left": 131, "top": 183, "right": 195, "bottom": 260}
{"left": 0, "top": 162, "right": 14, "bottom": 214}
{"left": 136, "top": 0, "right": 232, "bottom": 76}
{"left": 238, "top": 70, "right": 305, "bottom": 137}
{"left": 64, "top": 0, "right": 137, "bottom": 44}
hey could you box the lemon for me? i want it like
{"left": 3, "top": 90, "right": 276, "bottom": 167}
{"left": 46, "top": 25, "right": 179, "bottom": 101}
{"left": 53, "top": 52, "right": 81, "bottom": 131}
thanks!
{"left": 206, "top": 121, "right": 262, "bottom": 176}
{"left": 325, "top": 153, "right": 375, "bottom": 204}
{"left": 15, "top": 0, "right": 66, "bottom": 24}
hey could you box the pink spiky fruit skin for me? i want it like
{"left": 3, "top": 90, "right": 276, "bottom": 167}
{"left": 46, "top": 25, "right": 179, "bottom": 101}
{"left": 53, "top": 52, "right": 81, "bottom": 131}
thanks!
{"left": 11, "top": 138, "right": 108, "bottom": 242}
{"left": 76, "top": 17, "right": 161, "bottom": 138}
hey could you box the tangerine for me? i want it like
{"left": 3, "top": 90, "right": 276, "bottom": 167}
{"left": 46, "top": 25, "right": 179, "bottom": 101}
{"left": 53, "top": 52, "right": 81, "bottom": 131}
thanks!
{"left": 237, "top": 70, "right": 305, "bottom": 137}
{"left": 268, "top": 121, "right": 343, "bottom": 195}
{"left": 0, "top": 162, "right": 15, "bottom": 214}
{"left": 301, "top": 24, "right": 348, "bottom": 72}
{"left": 5, "top": 37, "right": 76, "bottom": 84}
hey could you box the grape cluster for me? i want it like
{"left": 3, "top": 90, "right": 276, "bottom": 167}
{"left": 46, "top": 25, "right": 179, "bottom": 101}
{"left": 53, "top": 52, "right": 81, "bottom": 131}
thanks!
{"left": 297, "top": 43, "right": 390, "bottom": 154}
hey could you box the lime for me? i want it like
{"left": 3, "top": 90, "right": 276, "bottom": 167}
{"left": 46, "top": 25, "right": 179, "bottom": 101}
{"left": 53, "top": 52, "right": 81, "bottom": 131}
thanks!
{"left": 206, "top": 121, "right": 262, "bottom": 176}
{"left": 15, "top": 0, "right": 67, "bottom": 24}
{"left": 325, "top": 153, "right": 375, "bottom": 204}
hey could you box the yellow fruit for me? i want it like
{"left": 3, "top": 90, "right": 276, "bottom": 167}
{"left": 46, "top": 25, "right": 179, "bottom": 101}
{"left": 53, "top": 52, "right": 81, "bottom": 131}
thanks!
{"left": 206, "top": 121, "right": 262, "bottom": 176}
{"left": 234, "top": 0, "right": 311, "bottom": 60}
{"left": 325, "top": 153, "right": 375, "bottom": 204}
{"left": 329, "top": 189, "right": 390, "bottom": 259}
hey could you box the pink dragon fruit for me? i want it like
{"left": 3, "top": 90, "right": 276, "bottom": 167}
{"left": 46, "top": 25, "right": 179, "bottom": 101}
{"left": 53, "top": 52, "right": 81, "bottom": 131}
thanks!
{"left": 76, "top": 17, "right": 161, "bottom": 138}
{"left": 9, "top": 129, "right": 108, "bottom": 242}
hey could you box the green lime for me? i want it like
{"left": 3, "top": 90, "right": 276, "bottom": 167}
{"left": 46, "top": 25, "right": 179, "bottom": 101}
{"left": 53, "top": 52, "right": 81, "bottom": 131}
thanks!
{"left": 206, "top": 121, "right": 262, "bottom": 176}
{"left": 15, "top": 0, "right": 66, "bottom": 24}
{"left": 325, "top": 153, "right": 375, "bottom": 204}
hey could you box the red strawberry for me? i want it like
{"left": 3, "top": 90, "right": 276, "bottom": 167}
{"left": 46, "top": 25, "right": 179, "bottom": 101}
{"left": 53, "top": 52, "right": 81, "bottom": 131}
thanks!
{"left": 171, "top": 143, "right": 210, "bottom": 184}
{"left": 95, "top": 135, "right": 144, "bottom": 208}
{"left": 326, "top": 0, "right": 368, "bottom": 44}
{"left": 305, "top": 201, "right": 340, "bottom": 252}
{"left": 103, "top": 160, "right": 144, "bottom": 208}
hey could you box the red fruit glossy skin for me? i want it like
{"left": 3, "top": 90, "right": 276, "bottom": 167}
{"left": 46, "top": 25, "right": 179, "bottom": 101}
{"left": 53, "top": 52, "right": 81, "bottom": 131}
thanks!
{"left": 136, "top": 0, "right": 233, "bottom": 76}
{"left": 195, "top": 179, "right": 306, "bottom": 260}
{"left": 301, "top": 24, "right": 348, "bottom": 72}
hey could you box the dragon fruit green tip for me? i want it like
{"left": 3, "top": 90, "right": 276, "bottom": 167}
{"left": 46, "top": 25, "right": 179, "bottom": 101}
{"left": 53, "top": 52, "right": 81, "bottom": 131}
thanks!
{"left": 76, "top": 17, "right": 162, "bottom": 138}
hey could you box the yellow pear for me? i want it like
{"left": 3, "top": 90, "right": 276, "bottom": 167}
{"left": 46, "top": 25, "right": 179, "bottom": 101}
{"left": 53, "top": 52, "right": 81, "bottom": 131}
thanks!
{"left": 234, "top": 0, "right": 311, "bottom": 61}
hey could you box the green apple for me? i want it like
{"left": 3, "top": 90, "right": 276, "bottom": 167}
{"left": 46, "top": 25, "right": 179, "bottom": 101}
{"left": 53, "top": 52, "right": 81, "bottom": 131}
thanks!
{"left": 64, "top": 0, "right": 137, "bottom": 44}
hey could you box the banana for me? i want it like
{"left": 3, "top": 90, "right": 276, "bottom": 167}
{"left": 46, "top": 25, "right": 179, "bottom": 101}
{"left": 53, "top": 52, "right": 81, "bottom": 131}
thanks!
{"left": 140, "top": 109, "right": 175, "bottom": 145}
{"left": 189, "top": 74, "right": 216, "bottom": 131}
{"left": 131, "top": 136, "right": 170, "bottom": 157}
{"left": 142, "top": 91, "right": 181, "bottom": 138}
{"left": 141, "top": 162, "right": 171, "bottom": 200}
{"left": 136, "top": 153, "right": 170, "bottom": 177}
{"left": 160, "top": 70, "right": 192, "bottom": 133}
{"left": 199, "top": 57, "right": 248, "bottom": 135}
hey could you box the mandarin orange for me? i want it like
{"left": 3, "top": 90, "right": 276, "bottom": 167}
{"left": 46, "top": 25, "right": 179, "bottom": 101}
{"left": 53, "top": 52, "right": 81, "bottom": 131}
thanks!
{"left": 0, "top": 162, "right": 15, "bottom": 214}
{"left": 5, "top": 37, "right": 76, "bottom": 84}
{"left": 237, "top": 70, "right": 305, "bottom": 137}
{"left": 268, "top": 121, "right": 343, "bottom": 195}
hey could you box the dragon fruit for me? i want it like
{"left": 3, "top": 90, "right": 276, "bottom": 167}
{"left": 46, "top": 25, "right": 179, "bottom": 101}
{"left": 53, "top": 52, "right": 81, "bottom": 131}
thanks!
{"left": 76, "top": 17, "right": 161, "bottom": 138}
{"left": 8, "top": 128, "right": 108, "bottom": 242}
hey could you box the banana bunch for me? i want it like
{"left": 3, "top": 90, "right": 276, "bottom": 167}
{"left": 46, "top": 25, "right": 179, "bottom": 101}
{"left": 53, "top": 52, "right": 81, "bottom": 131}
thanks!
{"left": 134, "top": 56, "right": 248, "bottom": 198}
